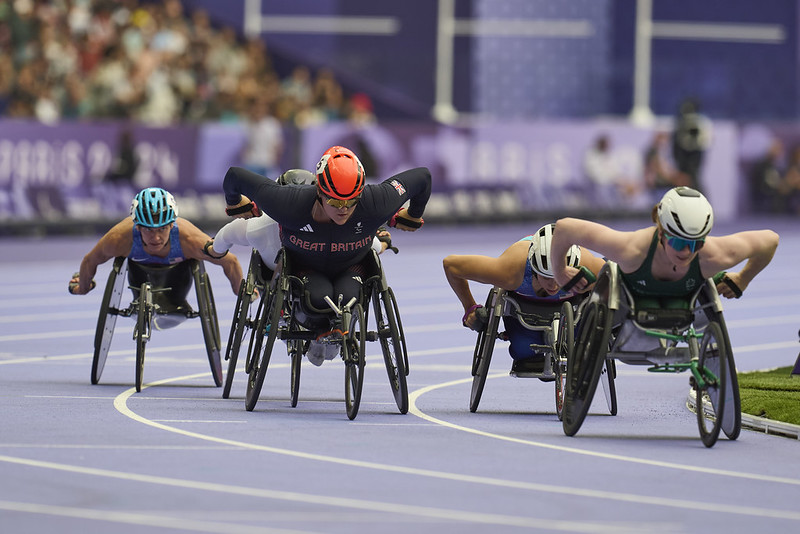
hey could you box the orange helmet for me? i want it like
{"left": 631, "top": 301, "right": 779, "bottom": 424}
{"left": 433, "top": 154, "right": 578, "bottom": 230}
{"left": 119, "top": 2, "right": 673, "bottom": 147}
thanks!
{"left": 315, "top": 146, "right": 365, "bottom": 200}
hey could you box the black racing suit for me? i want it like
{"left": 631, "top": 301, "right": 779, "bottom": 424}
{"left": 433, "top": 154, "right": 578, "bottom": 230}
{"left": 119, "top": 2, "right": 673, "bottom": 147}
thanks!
{"left": 223, "top": 166, "right": 431, "bottom": 312}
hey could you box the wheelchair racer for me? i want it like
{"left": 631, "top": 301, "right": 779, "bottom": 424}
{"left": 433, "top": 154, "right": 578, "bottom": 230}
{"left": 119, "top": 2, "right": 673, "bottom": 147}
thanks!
{"left": 444, "top": 223, "right": 606, "bottom": 377}
{"left": 69, "top": 187, "right": 243, "bottom": 327}
{"left": 222, "top": 145, "right": 431, "bottom": 365}
{"left": 208, "top": 168, "right": 398, "bottom": 365}
{"left": 549, "top": 187, "right": 779, "bottom": 304}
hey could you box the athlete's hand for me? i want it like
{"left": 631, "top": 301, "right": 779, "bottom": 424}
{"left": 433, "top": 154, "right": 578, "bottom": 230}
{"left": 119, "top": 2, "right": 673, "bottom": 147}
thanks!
{"left": 716, "top": 271, "right": 745, "bottom": 299}
{"left": 225, "top": 195, "right": 260, "bottom": 219}
{"left": 68, "top": 272, "right": 95, "bottom": 295}
{"left": 390, "top": 208, "right": 423, "bottom": 232}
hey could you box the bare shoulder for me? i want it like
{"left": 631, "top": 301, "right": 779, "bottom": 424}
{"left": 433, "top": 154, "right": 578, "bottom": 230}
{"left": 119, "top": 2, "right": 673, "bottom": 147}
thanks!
{"left": 97, "top": 218, "right": 134, "bottom": 257}
{"left": 176, "top": 218, "right": 212, "bottom": 259}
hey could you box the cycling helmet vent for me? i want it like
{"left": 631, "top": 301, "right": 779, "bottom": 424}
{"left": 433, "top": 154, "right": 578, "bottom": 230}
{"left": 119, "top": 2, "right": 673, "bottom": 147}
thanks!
{"left": 130, "top": 187, "right": 178, "bottom": 228}
{"left": 528, "top": 223, "right": 581, "bottom": 278}
{"left": 657, "top": 187, "right": 714, "bottom": 240}
{"left": 315, "top": 146, "right": 365, "bottom": 200}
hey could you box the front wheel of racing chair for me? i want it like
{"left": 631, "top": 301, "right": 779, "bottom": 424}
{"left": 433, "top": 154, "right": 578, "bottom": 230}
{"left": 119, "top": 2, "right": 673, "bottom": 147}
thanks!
{"left": 92, "top": 257, "right": 128, "bottom": 385}
{"left": 562, "top": 297, "right": 613, "bottom": 437}
{"left": 469, "top": 288, "right": 503, "bottom": 413}
{"left": 344, "top": 302, "right": 367, "bottom": 420}
{"left": 245, "top": 271, "right": 285, "bottom": 412}
{"left": 287, "top": 324, "right": 305, "bottom": 408}
{"left": 134, "top": 282, "right": 154, "bottom": 393}
{"left": 191, "top": 260, "right": 222, "bottom": 387}
{"left": 695, "top": 320, "right": 730, "bottom": 448}
{"left": 554, "top": 301, "right": 574, "bottom": 421}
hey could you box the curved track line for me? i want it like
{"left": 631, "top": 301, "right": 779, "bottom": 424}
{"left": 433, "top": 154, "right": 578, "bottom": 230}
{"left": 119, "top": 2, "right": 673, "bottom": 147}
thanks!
{"left": 103, "top": 373, "right": 800, "bottom": 522}
{"left": 408, "top": 374, "right": 800, "bottom": 487}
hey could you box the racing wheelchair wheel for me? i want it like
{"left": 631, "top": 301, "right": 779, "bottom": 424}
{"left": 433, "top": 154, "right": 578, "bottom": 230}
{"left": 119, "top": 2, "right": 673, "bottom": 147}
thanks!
{"left": 193, "top": 261, "right": 222, "bottom": 387}
{"left": 469, "top": 289, "right": 502, "bottom": 413}
{"left": 245, "top": 279, "right": 284, "bottom": 412}
{"left": 344, "top": 302, "right": 367, "bottom": 420}
{"left": 223, "top": 265, "right": 259, "bottom": 398}
{"left": 372, "top": 286, "right": 408, "bottom": 414}
{"left": 562, "top": 300, "right": 612, "bottom": 436}
{"left": 287, "top": 320, "right": 305, "bottom": 408}
{"left": 134, "top": 282, "right": 153, "bottom": 393}
{"left": 554, "top": 301, "right": 574, "bottom": 421}
{"left": 696, "top": 320, "right": 728, "bottom": 448}
{"left": 92, "top": 257, "right": 127, "bottom": 385}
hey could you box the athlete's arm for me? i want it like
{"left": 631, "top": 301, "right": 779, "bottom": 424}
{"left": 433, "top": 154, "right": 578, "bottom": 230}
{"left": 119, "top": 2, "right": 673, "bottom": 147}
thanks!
{"left": 72, "top": 219, "right": 134, "bottom": 294}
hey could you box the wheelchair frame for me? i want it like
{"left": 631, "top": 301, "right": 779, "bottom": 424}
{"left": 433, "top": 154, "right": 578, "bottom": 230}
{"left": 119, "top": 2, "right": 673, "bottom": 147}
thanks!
{"left": 242, "top": 248, "right": 409, "bottom": 420}
{"left": 562, "top": 261, "right": 741, "bottom": 448}
{"left": 92, "top": 257, "right": 222, "bottom": 392}
{"left": 469, "top": 288, "right": 616, "bottom": 420}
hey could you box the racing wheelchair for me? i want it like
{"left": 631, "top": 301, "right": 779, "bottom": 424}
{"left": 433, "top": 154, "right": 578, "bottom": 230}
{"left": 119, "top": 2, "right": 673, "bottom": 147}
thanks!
{"left": 561, "top": 262, "right": 741, "bottom": 448}
{"left": 243, "top": 248, "right": 409, "bottom": 420}
{"left": 470, "top": 267, "right": 615, "bottom": 420}
{"left": 91, "top": 256, "right": 222, "bottom": 392}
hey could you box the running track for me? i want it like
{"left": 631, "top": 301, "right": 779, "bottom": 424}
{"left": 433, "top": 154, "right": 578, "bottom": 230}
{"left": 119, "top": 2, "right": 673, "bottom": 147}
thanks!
{"left": 1, "top": 217, "right": 798, "bottom": 533}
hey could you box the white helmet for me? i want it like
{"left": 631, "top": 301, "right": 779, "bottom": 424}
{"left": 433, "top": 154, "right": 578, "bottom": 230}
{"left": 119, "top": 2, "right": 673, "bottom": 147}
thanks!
{"left": 528, "top": 223, "right": 581, "bottom": 278}
{"left": 657, "top": 187, "right": 714, "bottom": 240}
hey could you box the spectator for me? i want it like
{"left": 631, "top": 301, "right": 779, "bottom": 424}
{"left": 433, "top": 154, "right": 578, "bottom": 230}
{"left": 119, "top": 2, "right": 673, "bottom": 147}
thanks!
{"left": 748, "top": 139, "right": 786, "bottom": 214}
{"left": 644, "top": 131, "right": 689, "bottom": 200}
{"left": 240, "top": 95, "right": 284, "bottom": 177}
{"left": 778, "top": 144, "right": 800, "bottom": 214}
{"left": 671, "top": 98, "right": 712, "bottom": 192}
{"left": 583, "top": 134, "right": 640, "bottom": 208}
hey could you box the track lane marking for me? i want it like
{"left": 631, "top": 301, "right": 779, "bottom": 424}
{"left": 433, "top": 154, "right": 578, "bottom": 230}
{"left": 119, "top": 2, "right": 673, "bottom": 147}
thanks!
{"left": 409, "top": 374, "right": 800, "bottom": 488}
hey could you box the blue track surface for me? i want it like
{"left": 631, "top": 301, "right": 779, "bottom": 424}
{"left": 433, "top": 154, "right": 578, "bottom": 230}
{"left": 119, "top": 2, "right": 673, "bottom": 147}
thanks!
{"left": 1, "top": 217, "right": 799, "bottom": 533}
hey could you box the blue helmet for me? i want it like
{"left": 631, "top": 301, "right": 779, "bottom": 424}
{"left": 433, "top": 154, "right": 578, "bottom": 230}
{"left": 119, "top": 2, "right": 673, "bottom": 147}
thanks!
{"left": 130, "top": 187, "right": 178, "bottom": 228}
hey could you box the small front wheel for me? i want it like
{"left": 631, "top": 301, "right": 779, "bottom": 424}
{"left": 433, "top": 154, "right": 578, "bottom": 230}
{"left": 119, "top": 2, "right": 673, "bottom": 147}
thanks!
{"left": 344, "top": 303, "right": 366, "bottom": 420}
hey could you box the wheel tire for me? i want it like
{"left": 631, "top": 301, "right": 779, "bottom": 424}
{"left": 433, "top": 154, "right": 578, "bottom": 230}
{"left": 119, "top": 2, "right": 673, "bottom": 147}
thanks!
{"left": 344, "top": 303, "right": 366, "bottom": 420}
{"left": 554, "top": 301, "right": 574, "bottom": 421}
{"left": 469, "top": 289, "right": 501, "bottom": 413}
{"left": 197, "top": 268, "right": 222, "bottom": 387}
{"left": 696, "top": 321, "right": 727, "bottom": 448}
{"left": 134, "top": 283, "right": 151, "bottom": 393}
{"left": 372, "top": 287, "right": 408, "bottom": 414}
{"left": 223, "top": 279, "right": 251, "bottom": 399}
{"left": 244, "top": 282, "right": 284, "bottom": 412}
{"left": 92, "top": 257, "right": 126, "bottom": 385}
{"left": 562, "top": 301, "right": 610, "bottom": 436}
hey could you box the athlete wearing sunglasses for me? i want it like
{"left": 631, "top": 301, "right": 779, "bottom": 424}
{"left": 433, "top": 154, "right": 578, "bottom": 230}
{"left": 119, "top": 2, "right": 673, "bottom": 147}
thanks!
{"left": 550, "top": 186, "right": 778, "bottom": 302}
{"left": 223, "top": 145, "right": 431, "bottom": 315}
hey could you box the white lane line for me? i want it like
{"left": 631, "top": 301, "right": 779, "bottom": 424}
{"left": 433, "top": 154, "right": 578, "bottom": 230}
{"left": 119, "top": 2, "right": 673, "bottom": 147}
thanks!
{"left": 409, "top": 375, "right": 800, "bottom": 489}
{"left": 103, "top": 373, "right": 800, "bottom": 523}
{"left": 0, "top": 500, "right": 302, "bottom": 534}
{"left": 0, "top": 452, "right": 635, "bottom": 533}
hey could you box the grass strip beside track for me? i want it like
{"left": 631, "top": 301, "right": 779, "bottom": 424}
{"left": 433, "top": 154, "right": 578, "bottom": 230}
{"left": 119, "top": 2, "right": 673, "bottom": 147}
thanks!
{"left": 738, "top": 366, "right": 800, "bottom": 426}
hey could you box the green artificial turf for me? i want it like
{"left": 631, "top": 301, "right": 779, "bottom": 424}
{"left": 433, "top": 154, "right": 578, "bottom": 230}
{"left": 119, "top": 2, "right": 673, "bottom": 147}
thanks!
{"left": 737, "top": 366, "right": 800, "bottom": 426}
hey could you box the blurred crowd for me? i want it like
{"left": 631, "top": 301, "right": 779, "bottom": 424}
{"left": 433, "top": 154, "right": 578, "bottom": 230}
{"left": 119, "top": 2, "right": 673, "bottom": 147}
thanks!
{"left": 0, "top": 0, "right": 376, "bottom": 127}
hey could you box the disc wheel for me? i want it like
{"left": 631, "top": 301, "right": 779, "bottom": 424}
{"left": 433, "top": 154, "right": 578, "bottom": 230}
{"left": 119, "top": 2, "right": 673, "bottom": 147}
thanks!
{"left": 245, "top": 282, "right": 284, "bottom": 412}
{"left": 344, "top": 303, "right": 366, "bottom": 420}
{"left": 134, "top": 283, "right": 152, "bottom": 393}
{"left": 372, "top": 287, "right": 408, "bottom": 414}
{"left": 696, "top": 321, "right": 727, "bottom": 448}
{"left": 554, "top": 301, "right": 574, "bottom": 421}
{"left": 92, "top": 257, "right": 126, "bottom": 385}
{"left": 469, "top": 289, "right": 501, "bottom": 413}
{"left": 562, "top": 301, "right": 611, "bottom": 436}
